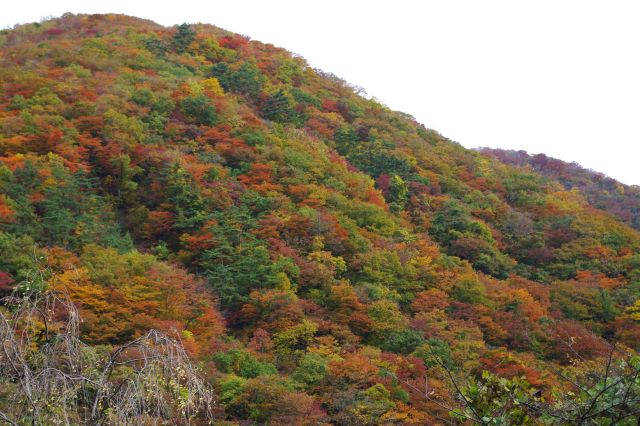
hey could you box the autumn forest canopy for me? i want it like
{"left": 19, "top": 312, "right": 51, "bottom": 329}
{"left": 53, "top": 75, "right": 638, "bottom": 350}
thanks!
{"left": 0, "top": 13, "right": 639, "bottom": 425}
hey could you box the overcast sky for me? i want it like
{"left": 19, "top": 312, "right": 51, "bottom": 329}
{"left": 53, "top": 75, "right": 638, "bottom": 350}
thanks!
{"left": 4, "top": 1, "right": 640, "bottom": 184}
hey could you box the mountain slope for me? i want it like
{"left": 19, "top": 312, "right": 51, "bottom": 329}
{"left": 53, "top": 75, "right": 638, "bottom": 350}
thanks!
{"left": 479, "top": 147, "right": 640, "bottom": 230}
{"left": 1, "top": 14, "right": 639, "bottom": 424}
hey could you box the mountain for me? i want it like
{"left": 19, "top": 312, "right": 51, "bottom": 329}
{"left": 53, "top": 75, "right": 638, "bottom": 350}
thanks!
{"left": 479, "top": 147, "right": 640, "bottom": 231}
{"left": 0, "top": 14, "right": 639, "bottom": 424}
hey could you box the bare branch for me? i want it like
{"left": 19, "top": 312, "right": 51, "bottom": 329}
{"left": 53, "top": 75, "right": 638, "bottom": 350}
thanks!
{"left": 0, "top": 288, "right": 215, "bottom": 425}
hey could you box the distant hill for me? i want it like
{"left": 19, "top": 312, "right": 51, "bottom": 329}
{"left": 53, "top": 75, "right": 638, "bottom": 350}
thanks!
{"left": 479, "top": 148, "right": 640, "bottom": 230}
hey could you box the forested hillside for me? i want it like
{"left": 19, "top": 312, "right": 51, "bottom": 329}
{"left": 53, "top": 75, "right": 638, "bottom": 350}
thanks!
{"left": 479, "top": 148, "right": 640, "bottom": 231}
{"left": 1, "top": 14, "right": 639, "bottom": 424}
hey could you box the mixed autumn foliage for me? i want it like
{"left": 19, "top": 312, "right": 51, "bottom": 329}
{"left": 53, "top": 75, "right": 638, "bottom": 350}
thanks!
{"left": 479, "top": 148, "right": 640, "bottom": 232}
{"left": 0, "top": 14, "right": 639, "bottom": 424}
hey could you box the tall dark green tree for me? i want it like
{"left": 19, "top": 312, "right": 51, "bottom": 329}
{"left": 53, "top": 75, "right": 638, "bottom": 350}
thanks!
{"left": 172, "top": 23, "right": 196, "bottom": 53}
{"left": 163, "top": 163, "right": 208, "bottom": 232}
{"left": 260, "top": 90, "right": 293, "bottom": 123}
{"left": 211, "top": 61, "right": 264, "bottom": 98}
{"left": 180, "top": 95, "right": 217, "bottom": 126}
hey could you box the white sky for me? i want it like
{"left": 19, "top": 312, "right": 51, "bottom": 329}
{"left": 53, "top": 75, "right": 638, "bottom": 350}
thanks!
{"left": 3, "top": 1, "right": 640, "bottom": 185}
